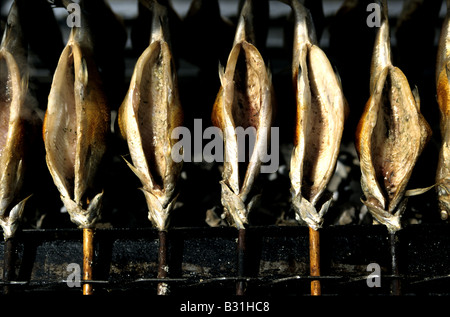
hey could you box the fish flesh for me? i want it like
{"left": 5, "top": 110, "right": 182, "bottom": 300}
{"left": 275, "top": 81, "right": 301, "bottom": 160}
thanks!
{"left": 118, "top": 0, "right": 183, "bottom": 232}
{"left": 285, "top": 0, "right": 346, "bottom": 231}
{"left": 43, "top": 1, "right": 110, "bottom": 229}
{"left": 436, "top": 0, "right": 450, "bottom": 221}
{"left": 0, "top": 1, "right": 41, "bottom": 239}
{"left": 211, "top": 0, "right": 275, "bottom": 230}
{"left": 356, "top": 0, "right": 431, "bottom": 232}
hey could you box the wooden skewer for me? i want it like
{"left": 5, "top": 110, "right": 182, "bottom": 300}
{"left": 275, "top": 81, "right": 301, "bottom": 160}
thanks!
{"left": 2, "top": 238, "right": 16, "bottom": 295}
{"left": 236, "top": 228, "right": 247, "bottom": 296}
{"left": 157, "top": 230, "right": 169, "bottom": 295}
{"left": 309, "top": 227, "right": 321, "bottom": 296}
{"left": 83, "top": 228, "right": 94, "bottom": 295}
{"left": 389, "top": 232, "right": 401, "bottom": 295}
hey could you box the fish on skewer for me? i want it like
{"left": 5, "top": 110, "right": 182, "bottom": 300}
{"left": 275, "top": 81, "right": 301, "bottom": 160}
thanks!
{"left": 0, "top": 0, "right": 41, "bottom": 241}
{"left": 118, "top": 0, "right": 183, "bottom": 295}
{"left": 283, "top": 0, "right": 346, "bottom": 296}
{"left": 211, "top": 0, "right": 275, "bottom": 295}
{"left": 43, "top": 0, "right": 110, "bottom": 295}
{"left": 43, "top": 0, "right": 109, "bottom": 229}
{"left": 355, "top": 0, "right": 431, "bottom": 233}
{"left": 211, "top": 0, "right": 275, "bottom": 231}
{"left": 285, "top": 0, "right": 346, "bottom": 231}
{"left": 436, "top": 0, "right": 450, "bottom": 221}
{"left": 118, "top": 0, "right": 183, "bottom": 233}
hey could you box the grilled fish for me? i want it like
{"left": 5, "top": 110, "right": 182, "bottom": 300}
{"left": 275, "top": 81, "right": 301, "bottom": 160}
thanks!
{"left": 285, "top": 0, "right": 346, "bottom": 230}
{"left": 118, "top": 0, "right": 183, "bottom": 232}
{"left": 436, "top": 0, "right": 450, "bottom": 221}
{"left": 0, "top": 1, "right": 41, "bottom": 239}
{"left": 43, "top": 1, "right": 110, "bottom": 229}
{"left": 211, "top": 0, "right": 275, "bottom": 230}
{"left": 356, "top": 0, "right": 431, "bottom": 232}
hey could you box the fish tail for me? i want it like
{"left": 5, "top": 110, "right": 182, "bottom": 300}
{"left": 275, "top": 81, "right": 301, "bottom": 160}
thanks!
{"left": 378, "top": 0, "right": 389, "bottom": 23}
{"left": 234, "top": 0, "right": 255, "bottom": 45}
{"left": 289, "top": 0, "right": 318, "bottom": 45}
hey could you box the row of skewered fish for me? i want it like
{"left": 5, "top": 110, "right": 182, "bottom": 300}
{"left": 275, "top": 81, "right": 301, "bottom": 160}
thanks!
{"left": 0, "top": 0, "right": 449, "bottom": 242}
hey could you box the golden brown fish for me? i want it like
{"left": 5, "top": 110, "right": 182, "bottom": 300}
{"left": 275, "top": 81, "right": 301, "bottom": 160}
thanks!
{"left": 285, "top": 0, "right": 346, "bottom": 231}
{"left": 211, "top": 0, "right": 275, "bottom": 230}
{"left": 43, "top": 1, "right": 110, "bottom": 229}
{"left": 436, "top": 0, "right": 450, "bottom": 221}
{"left": 118, "top": 0, "right": 183, "bottom": 232}
{"left": 356, "top": 0, "right": 431, "bottom": 232}
{"left": 0, "top": 1, "right": 41, "bottom": 240}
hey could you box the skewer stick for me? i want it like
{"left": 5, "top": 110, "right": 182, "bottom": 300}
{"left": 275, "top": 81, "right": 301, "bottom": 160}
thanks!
{"left": 236, "top": 228, "right": 247, "bottom": 295}
{"left": 157, "top": 230, "right": 169, "bottom": 295}
{"left": 389, "top": 232, "right": 401, "bottom": 295}
{"left": 83, "top": 228, "right": 94, "bottom": 295}
{"left": 309, "top": 227, "right": 321, "bottom": 296}
{"left": 2, "top": 238, "right": 16, "bottom": 294}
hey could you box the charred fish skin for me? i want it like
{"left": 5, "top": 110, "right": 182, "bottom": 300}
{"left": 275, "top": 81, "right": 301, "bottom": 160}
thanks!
{"left": 356, "top": 0, "right": 431, "bottom": 232}
{"left": 43, "top": 2, "right": 110, "bottom": 229}
{"left": 211, "top": 0, "right": 275, "bottom": 230}
{"left": 118, "top": 0, "right": 183, "bottom": 232}
{"left": 285, "top": 0, "right": 346, "bottom": 231}
{"left": 0, "top": 1, "right": 41, "bottom": 240}
{"left": 436, "top": 0, "right": 450, "bottom": 221}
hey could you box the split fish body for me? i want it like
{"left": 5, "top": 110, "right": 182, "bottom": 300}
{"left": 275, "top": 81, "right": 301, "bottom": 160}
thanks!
{"left": 118, "top": 0, "right": 183, "bottom": 231}
{"left": 43, "top": 2, "right": 110, "bottom": 229}
{"left": 211, "top": 0, "right": 275, "bottom": 230}
{"left": 436, "top": 0, "right": 450, "bottom": 221}
{"left": 356, "top": 0, "right": 431, "bottom": 232}
{"left": 287, "top": 0, "right": 346, "bottom": 230}
{"left": 0, "top": 1, "right": 41, "bottom": 239}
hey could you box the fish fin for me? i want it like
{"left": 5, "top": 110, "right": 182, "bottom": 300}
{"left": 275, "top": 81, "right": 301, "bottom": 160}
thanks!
{"left": 405, "top": 183, "right": 437, "bottom": 197}
{"left": 219, "top": 180, "right": 248, "bottom": 230}
{"left": 412, "top": 85, "right": 421, "bottom": 110}
{"left": 61, "top": 191, "right": 103, "bottom": 228}
{"left": 363, "top": 198, "right": 403, "bottom": 233}
{"left": 293, "top": 196, "right": 324, "bottom": 231}
{"left": 141, "top": 188, "right": 178, "bottom": 231}
{"left": 121, "top": 155, "right": 152, "bottom": 190}
{"left": 0, "top": 195, "right": 31, "bottom": 240}
{"left": 378, "top": 0, "right": 389, "bottom": 22}
{"left": 218, "top": 62, "right": 225, "bottom": 86}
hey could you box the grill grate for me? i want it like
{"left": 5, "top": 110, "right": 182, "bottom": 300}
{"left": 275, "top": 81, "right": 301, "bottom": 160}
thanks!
{"left": 1, "top": 224, "right": 449, "bottom": 295}
{"left": 1, "top": 0, "right": 450, "bottom": 297}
